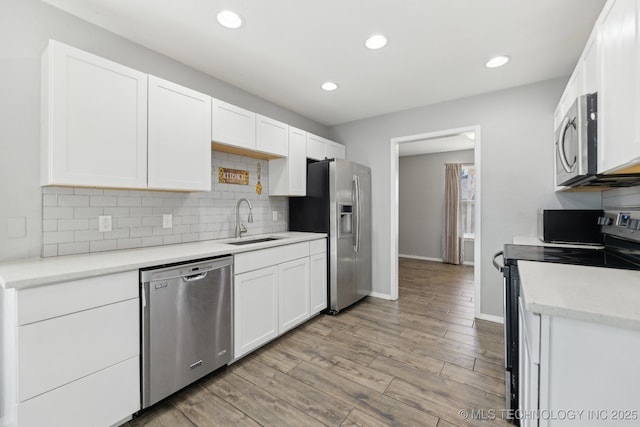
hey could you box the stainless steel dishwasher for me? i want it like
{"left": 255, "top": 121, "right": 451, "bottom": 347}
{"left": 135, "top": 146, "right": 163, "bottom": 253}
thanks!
{"left": 140, "top": 256, "right": 232, "bottom": 409}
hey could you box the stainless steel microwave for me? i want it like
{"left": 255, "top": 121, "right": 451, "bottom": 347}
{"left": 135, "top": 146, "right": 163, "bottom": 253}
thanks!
{"left": 555, "top": 93, "right": 597, "bottom": 187}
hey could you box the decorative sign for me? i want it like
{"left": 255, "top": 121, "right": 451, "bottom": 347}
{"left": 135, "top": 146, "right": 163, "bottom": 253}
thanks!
{"left": 218, "top": 167, "right": 249, "bottom": 185}
{"left": 256, "top": 163, "right": 262, "bottom": 195}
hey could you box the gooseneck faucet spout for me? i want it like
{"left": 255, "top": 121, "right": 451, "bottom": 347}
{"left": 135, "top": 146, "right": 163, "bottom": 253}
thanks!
{"left": 235, "top": 198, "right": 254, "bottom": 238}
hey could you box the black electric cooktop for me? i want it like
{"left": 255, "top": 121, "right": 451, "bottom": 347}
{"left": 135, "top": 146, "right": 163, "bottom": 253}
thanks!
{"left": 504, "top": 237, "right": 640, "bottom": 270}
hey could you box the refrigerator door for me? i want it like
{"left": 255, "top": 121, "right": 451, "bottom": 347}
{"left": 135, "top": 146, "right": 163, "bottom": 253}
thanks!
{"left": 354, "top": 163, "right": 372, "bottom": 299}
{"left": 330, "top": 159, "right": 357, "bottom": 312}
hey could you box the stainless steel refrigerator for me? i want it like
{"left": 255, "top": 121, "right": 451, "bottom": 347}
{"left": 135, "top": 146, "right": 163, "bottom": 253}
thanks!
{"left": 289, "top": 159, "right": 372, "bottom": 313}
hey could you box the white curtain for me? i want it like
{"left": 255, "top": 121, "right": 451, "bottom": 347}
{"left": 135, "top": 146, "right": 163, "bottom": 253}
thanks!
{"left": 443, "top": 163, "right": 464, "bottom": 264}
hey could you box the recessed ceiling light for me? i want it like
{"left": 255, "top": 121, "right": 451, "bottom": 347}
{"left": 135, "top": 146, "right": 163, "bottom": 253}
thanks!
{"left": 365, "top": 34, "right": 387, "bottom": 50}
{"left": 217, "top": 10, "right": 244, "bottom": 29}
{"left": 321, "top": 82, "right": 338, "bottom": 91}
{"left": 485, "top": 55, "right": 510, "bottom": 68}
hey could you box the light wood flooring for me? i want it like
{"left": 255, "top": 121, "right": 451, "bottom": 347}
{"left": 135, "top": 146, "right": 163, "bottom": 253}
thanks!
{"left": 127, "top": 258, "right": 508, "bottom": 427}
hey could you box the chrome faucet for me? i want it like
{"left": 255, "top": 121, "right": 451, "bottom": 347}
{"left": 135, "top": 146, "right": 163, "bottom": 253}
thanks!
{"left": 235, "top": 198, "right": 254, "bottom": 238}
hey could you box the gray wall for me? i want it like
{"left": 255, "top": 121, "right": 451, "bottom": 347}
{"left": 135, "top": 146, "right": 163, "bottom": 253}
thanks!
{"left": 330, "top": 78, "right": 602, "bottom": 318}
{"left": 0, "top": 0, "right": 330, "bottom": 262}
{"left": 399, "top": 150, "right": 474, "bottom": 261}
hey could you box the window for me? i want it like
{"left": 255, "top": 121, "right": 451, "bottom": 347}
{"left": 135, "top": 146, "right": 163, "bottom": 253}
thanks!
{"left": 461, "top": 165, "right": 476, "bottom": 238}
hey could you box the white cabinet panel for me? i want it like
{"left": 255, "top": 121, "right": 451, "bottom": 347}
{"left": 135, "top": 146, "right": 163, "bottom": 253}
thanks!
{"left": 598, "top": 0, "right": 640, "bottom": 173}
{"left": 257, "top": 114, "right": 288, "bottom": 157}
{"left": 278, "top": 257, "right": 310, "bottom": 333}
{"left": 41, "top": 40, "right": 148, "bottom": 189}
{"left": 17, "top": 270, "right": 137, "bottom": 325}
{"left": 211, "top": 97, "right": 256, "bottom": 150}
{"left": 582, "top": 34, "right": 599, "bottom": 95}
{"left": 234, "top": 266, "right": 278, "bottom": 358}
{"left": 148, "top": 75, "right": 212, "bottom": 191}
{"left": 326, "top": 141, "right": 346, "bottom": 160}
{"left": 309, "top": 251, "right": 327, "bottom": 315}
{"left": 306, "top": 133, "right": 326, "bottom": 160}
{"left": 17, "top": 298, "right": 139, "bottom": 402}
{"left": 17, "top": 356, "right": 139, "bottom": 427}
{"left": 269, "top": 126, "right": 307, "bottom": 196}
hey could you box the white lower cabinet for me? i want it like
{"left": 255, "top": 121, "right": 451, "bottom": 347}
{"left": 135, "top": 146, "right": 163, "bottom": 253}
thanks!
{"left": 519, "top": 296, "right": 640, "bottom": 426}
{"left": 233, "top": 239, "right": 327, "bottom": 360}
{"left": 1, "top": 271, "right": 140, "bottom": 427}
{"left": 278, "top": 257, "right": 310, "bottom": 333}
{"left": 309, "top": 239, "right": 328, "bottom": 315}
{"left": 234, "top": 266, "right": 279, "bottom": 358}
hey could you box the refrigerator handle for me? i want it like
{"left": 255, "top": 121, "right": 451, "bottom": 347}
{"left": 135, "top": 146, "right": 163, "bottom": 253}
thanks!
{"left": 353, "top": 175, "right": 361, "bottom": 253}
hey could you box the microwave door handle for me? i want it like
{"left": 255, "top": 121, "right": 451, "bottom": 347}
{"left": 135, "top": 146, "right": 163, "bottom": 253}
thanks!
{"left": 557, "top": 117, "right": 575, "bottom": 173}
{"left": 492, "top": 250, "right": 504, "bottom": 273}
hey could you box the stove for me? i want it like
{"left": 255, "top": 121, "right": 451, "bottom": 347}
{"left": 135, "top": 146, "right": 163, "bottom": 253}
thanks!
{"left": 495, "top": 211, "right": 640, "bottom": 424}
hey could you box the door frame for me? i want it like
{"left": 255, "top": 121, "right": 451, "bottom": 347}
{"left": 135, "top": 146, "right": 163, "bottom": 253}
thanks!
{"left": 389, "top": 125, "right": 482, "bottom": 319}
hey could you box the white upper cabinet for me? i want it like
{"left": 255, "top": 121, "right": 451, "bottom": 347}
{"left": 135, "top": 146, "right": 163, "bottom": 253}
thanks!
{"left": 306, "top": 133, "right": 347, "bottom": 161}
{"left": 269, "top": 126, "right": 307, "bottom": 196}
{"left": 148, "top": 76, "right": 212, "bottom": 191}
{"left": 325, "top": 140, "right": 346, "bottom": 160}
{"left": 41, "top": 40, "right": 148, "bottom": 188}
{"left": 306, "top": 133, "right": 327, "bottom": 160}
{"left": 256, "top": 115, "right": 288, "bottom": 157}
{"left": 582, "top": 33, "right": 599, "bottom": 95}
{"left": 211, "top": 97, "right": 256, "bottom": 151}
{"left": 598, "top": 0, "right": 640, "bottom": 173}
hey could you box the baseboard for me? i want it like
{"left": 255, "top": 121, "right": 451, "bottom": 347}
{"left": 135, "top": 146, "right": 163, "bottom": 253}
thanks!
{"left": 399, "top": 254, "right": 443, "bottom": 262}
{"left": 476, "top": 313, "right": 504, "bottom": 324}
{"left": 463, "top": 261, "right": 475, "bottom": 266}
{"left": 368, "top": 291, "right": 396, "bottom": 301}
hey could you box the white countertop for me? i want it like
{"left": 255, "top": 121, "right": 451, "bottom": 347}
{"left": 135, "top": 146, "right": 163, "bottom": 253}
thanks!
{"left": 518, "top": 260, "right": 640, "bottom": 329}
{"left": 0, "top": 232, "right": 326, "bottom": 290}
{"left": 512, "top": 235, "right": 603, "bottom": 249}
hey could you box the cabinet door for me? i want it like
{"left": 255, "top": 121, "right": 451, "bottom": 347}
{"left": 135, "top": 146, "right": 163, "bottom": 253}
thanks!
{"left": 325, "top": 141, "right": 346, "bottom": 160}
{"left": 211, "top": 97, "right": 256, "bottom": 150}
{"left": 269, "top": 126, "right": 307, "bottom": 196}
{"left": 582, "top": 34, "right": 599, "bottom": 95}
{"left": 598, "top": 0, "right": 640, "bottom": 173}
{"left": 278, "top": 257, "right": 310, "bottom": 333}
{"left": 306, "top": 133, "right": 326, "bottom": 160}
{"left": 148, "top": 75, "right": 212, "bottom": 191}
{"left": 309, "top": 251, "right": 327, "bottom": 315}
{"left": 42, "top": 40, "right": 147, "bottom": 188}
{"left": 256, "top": 114, "right": 288, "bottom": 156}
{"left": 234, "top": 267, "right": 278, "bottom": 358}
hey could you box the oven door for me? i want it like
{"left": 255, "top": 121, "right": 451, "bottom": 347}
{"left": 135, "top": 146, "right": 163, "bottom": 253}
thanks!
{"left": 555, "top": 99, "right": 579, "bottom": 187}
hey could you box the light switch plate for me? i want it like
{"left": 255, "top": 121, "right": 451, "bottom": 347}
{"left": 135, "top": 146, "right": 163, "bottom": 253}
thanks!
{"left": 163, "top": 214, "right": 173, "bottom": 229}
{"left": 98, "top": 215, "right": 112, "bottom": 232}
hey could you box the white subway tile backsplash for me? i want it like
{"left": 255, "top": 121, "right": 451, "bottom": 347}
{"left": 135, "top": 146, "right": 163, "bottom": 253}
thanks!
{"left": 41, "top": 151, "right": 287, "bottom": 257}
{"left": 58, "top": 242, "right": 90, "bottom": 256}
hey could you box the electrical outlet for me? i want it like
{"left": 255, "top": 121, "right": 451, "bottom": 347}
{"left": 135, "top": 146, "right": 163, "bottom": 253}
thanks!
{"left": 98, "top": 215, "right": 112, "bottom": 232}
{"left": 272, "top": 211, "right": 278, "bottom": 222}
{"left": 163, "top": 214, "right": 173, "bottom": 229}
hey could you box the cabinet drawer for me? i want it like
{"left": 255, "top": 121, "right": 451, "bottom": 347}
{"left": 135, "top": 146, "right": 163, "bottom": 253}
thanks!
{"left": 17, "top": 270, "right": 138, "bottom": 325}
{"left": 309, "top": 239, "right": 326, "bottom": 255}
{"left": 235, "top": 242, "right": 310, "bottom": 274}
{"left": 17, "top": 356, "right": 139, "bottom": 427}
{"left": 18, "top": 298, "right": 139, "bottom": 402}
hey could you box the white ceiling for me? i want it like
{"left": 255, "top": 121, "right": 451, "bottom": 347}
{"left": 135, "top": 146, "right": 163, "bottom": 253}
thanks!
{"left": 399, "top": 133, "right": 474, "bottom": 157}
{"left": 42, "top": 0, "right": 606, "bottom": 127}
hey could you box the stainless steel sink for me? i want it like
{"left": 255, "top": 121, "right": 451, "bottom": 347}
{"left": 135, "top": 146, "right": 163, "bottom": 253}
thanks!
{"left": 226, "top": 237, "right": 282, "bottom": 246}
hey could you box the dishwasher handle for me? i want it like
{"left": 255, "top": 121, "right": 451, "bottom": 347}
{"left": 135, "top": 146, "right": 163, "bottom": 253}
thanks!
{"left": 492, "top": 251, "right": 504, "bottom": 273}
{"left": 183, "top": 272, "right": 208, "bottom": 282}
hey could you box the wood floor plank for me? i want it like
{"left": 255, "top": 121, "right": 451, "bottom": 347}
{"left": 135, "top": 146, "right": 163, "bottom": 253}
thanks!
{"left": 440, "top": 363, "right": 505, "bottom": 398}
{"left": 340, "top": 409, "right": 399, "bottom": 427}
{"left": 290, "top": 361, "right": 440, "bottom": 427}
{"left": 230, "top": 357, "right": 353, "bottom": 426}
{"left": 170, "top": 384, "right": 261, "bottom": 427}
{"left": 473, "top": 358, "right": 505, "bottom": 381}
{"left": 308, "top": 353, "right": 394, "bottom": 393}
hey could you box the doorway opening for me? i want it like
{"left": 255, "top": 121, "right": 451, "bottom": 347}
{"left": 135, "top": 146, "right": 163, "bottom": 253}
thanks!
{"left": 389, "top": 125, "right": 482, "bottom": 319}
